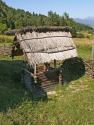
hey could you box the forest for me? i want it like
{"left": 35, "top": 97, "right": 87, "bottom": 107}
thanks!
{"left": 0, "top": 0, "right": 93, "bottom": 36}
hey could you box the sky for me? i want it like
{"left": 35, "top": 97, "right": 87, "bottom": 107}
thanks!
{"left": 2, "top": 0, "right": 94, "bottom": 19}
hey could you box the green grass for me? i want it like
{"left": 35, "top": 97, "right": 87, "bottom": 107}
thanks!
{"left": 76, "top": 44, "right": 91, "bottom": 59}
{"left": 0, "top": 56, "right": 94, "bottom": 125}
{"left": 0, "top": 42, "right": 12, "bottom": 46}
{"left": 0, "top": 35, "right": 14, "bottom": 43}
{"left": 74, "top": 38, "right": 92, "bottom": 59}
{"left": 0, "top": 38, "right": 94, "bottom": 125}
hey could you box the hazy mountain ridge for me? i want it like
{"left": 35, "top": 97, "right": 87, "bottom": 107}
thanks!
{"left": 74, "top": 17, "right": 94, "bottom": 26}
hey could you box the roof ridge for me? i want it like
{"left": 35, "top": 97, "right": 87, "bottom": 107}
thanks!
{"left": 4, "top": 26, "right": 72, "bottom": 35}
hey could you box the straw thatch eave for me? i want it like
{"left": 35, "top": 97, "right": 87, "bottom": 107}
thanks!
{"left": 7, "top": 26, "right": 77, "bottom": 65}
{"left": 14, "top": 30, "right": 77, "bottom": 64}
{"left": 4, "top": 26, "right": 72, "bottom": 35}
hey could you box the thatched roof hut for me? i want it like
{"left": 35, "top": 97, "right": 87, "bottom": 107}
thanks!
{"left": 5, "top": 27, "right": 78, "bottom": 92}
{"left": 9, "top": 26, "right": 77, "bottom": 65}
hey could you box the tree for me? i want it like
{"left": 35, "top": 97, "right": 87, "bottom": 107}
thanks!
{"left": 0, "top": 23, "right": 7, "bottom": 33}
{"left": 0, "top": 0, "right": 93, "bottom": 33}
{"left": 63, "top": 12, "right": 69, "bottom": 20}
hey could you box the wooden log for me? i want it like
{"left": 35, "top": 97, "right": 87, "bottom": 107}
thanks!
{"left": 92, "top": 41, "right": 94, "bottom": 68}
{"left": 34, "top": 63, "right": 37, "bottom": 83}
{"left": 54, "top": 59, "right": 56, "bottom": 68}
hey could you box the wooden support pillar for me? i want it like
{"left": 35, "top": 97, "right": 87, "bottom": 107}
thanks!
{"left": 54, "top": 59, "right": 56, "bottom": 68}
{"left": 34, "top": 63, "right": 37, "bottom": 83}
{"left": 92, "top": 41, "right": 94, "bottom": 78}
{"left": 59, "top": 70, "right": 63, "bottom": 84}
{"left": 92, "top": 41, "right": 94, "bottom": 68}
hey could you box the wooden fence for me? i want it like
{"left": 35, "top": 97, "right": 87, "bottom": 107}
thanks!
{"left": 0, "top": 45, "right": 12, "bottom": 55}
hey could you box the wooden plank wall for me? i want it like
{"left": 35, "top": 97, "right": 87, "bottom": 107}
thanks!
{"left": 36, "top": 64, "right": 59, "bottom": 92}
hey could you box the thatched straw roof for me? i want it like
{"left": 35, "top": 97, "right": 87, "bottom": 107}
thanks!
{"left": 14, "top": 27, "right": 77, "bottom": 65}
{"left": 4, "top": 26, "right": 72, "bottom": 35}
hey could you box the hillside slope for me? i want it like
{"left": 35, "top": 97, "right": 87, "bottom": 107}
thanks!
{"left": 0, "top": 0, "right": 93, "bottom": 33}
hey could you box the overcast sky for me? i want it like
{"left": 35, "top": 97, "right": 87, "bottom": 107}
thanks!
{"left": 2, "top": 0, "right": 94, "bottom": 18}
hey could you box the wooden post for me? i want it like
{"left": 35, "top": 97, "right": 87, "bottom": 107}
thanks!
{"left": 92, "top": 41, "right": 94, "bottom": 67}
{"left": 59, "top": 70, "right": 63, "bottom": 84}
{"left": 54, "top": 59, "right": 56, "bottom": 68}
{"left": 92, "top": 41, "right": 94, "bottom": 78}
{"left": 34, "top": 63, "right": 37, "bottom": 83}
{"left": 3, "top": 38, "right": 5, "bottom": 55}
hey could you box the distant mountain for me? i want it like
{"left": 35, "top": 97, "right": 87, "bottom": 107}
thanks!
{"left": 74, "top": 17, "right": 94, "bottom": 26}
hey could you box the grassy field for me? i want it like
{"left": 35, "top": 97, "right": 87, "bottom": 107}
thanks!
{"left": 0, "top": 35, "right": 13, "bottom": 47}
{"left": 74, "top": 38, "right": 92, "bottom": 60}
{"left": 0, "top": 37, "right": 94, "bottom": 125}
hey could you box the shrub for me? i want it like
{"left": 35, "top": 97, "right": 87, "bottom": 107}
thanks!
{"left": 76, "top": 33, "right": 85, "bottom": 38}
